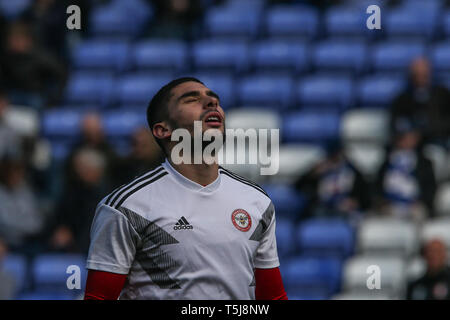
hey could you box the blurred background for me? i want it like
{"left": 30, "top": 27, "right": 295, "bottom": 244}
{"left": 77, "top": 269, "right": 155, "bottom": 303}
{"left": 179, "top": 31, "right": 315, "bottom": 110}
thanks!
{"left": 0, "top": 0, "right": 450, "bottom": 300}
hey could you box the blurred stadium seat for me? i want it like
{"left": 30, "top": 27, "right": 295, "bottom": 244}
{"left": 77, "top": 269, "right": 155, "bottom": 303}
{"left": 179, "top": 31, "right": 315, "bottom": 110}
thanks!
{"left": 41, "top": 109, "right": 83, "bottom": 139}
{"left": 18, "top": 291, "right": 76, "bottom": 300}
{"left": 356, "top": 74, "right": 406, "bottom": 107}
{"left": 340, "top": 108, "right": 389, "bottom": 144}
{"left": 103, "top": 109, "right": 147, "bottom": 138}
{"left": 131, "top": 40, "right": 188, "bottom": 72}
{"left": 372, "top": 41, "right": 426, "bottom": 73}
{"left": 282, "top": 111, "right": 341, "bottom": 143}
{"left": 250, "top": 40, "right": 310, "bottom": 73}
{"left": 357, "top": 218, "right": 419, "bottom": 257}
{"left": 434, "top": 182, "right": 450, "bottom": 216}
{"left": 265, "top": 5, "right": 319, "bottom": 40}
{"left": 342, "top": 255, "right": 406, "bottom": 298}
{"left": 89, "top": 0, "right": 152, "bottom": 38}
{"left": 385, "top": 7, "right": 438, "bottom": 39}
{"left": 312, "top": 40, "right": 368, "bottom": 74}
{"left": 270, "top": 144, "right": 325, "bottom": 185}
{"left": 430, "top": 42, "right": 450, "bottom": 75}
{"left": 275, "top": 218, "right": 296, "bottom": 259}
{"left": 0, "top": 0, "right": 31, "bottom": 20}
{"left": 225, "top": 108, "right": 281, "bottom": 131}
{"left": 423, "top": 144, "right": 450, "bottom": 182}
{"left": 32, "top": 254, "right": 87, "bottom": 292}
{"left": 115, "top": 73, "right": 173, "bottom": 106}
{"left": 237, "top": 74, "right": 294, "bottom": 109}
{"left": 3, "top": 254, "right": 28, "bottom": 294}
{"left": 71, "top": 40, "right": 130, "bottom": 73}
{"left": 64, "top": 72, "right": 115, "bottom": 108}
{"left": 344, "top": 142, "right": 386, "bottom": 179}
{"left": 296, "top": 218, "right": 354, "bottom": 259}
{"left": 263, "top": 184, "right": 306, "bottom": 220}
{"left": 296, "top": 75, "right": 354, "bottom": 109}
{"left": 282, "top": 256, "right": 342, "bottom": 298}
{"left": 324, "top": 6, "right": 369, "bottom": 39}
{"left": 204, "top": 6, "right": 261, "bottom": 39}
{"left": 192, "top": 40, "right": 249, "bottom": 73}
{"left": 444, "top": 10, "right": 450, "bottom": 36}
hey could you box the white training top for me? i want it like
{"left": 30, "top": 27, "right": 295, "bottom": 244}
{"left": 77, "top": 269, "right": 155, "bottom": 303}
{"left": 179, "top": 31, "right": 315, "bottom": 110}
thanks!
{"left": 86, "top": 159, "right": 279, "bottom": 300}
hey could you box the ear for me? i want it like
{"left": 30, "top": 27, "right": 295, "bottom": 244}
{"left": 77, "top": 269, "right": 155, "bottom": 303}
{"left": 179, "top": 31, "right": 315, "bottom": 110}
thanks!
{"left": 152, "top": 121, "right": 172, "bottom": 140}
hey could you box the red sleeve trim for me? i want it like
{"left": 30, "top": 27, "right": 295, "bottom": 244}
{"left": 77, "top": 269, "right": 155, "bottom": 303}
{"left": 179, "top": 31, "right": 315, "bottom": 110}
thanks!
{"left": 84, "top": 270, "right": 127, "bottom": 300}
{"left": 255, "top": 267, "right": 288, "bottom": 300}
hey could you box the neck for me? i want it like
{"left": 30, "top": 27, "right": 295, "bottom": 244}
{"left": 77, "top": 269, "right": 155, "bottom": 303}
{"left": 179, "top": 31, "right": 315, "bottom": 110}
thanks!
{"left": 167, "top": 158, "right": 219, "bottom": 187}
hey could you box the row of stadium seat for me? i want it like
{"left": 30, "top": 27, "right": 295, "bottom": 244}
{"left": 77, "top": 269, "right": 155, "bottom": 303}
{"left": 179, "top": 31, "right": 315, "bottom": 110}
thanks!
{"left": 6, "top": 214, "right": 450, "bottom": 299}
{"left": 71, "top": 39, "right": 450, "bottom": 75}
{"left": 64, "top": 71, "right": 417, "bottom": 110}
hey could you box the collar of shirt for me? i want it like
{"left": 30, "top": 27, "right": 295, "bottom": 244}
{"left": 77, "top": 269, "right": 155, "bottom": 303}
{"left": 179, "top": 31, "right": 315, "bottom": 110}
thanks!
{"left": 162, "top": 158, "right": 221, "bottom": 194}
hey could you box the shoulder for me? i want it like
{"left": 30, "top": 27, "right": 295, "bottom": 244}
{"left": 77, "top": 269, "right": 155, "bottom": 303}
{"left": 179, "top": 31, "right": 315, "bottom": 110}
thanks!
{"left": 101, "top": 165, "right": 169, "bottom": 210}
{"left": 218, "top": 166, "right": 270, "bottom": 201}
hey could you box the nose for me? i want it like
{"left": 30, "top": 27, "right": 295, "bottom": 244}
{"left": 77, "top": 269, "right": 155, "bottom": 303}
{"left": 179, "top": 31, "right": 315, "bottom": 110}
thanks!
{"left": 203, "top": 92, "right": 219, "bottom": 109}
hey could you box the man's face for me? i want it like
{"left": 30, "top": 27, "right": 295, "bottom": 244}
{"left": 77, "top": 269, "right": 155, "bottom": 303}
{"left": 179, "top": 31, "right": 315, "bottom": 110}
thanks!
{"left": 166, "top": 81, "right": 225, "bottom": 136}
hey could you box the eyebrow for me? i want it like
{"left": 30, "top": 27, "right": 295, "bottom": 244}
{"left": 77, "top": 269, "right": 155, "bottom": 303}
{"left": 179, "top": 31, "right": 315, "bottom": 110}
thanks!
{"left": 177, "top": 90, "right": 220, "bottom": 102}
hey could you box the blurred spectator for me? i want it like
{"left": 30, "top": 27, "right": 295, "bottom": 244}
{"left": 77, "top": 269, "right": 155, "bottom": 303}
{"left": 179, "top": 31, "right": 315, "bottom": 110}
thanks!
{"left": 149, "top": 0, "right": 204, "bottom": 39}
{"left": 64, "top": 112, "right": 118, "bottom": 188}
{"left": 21, "top": 0, "right": 70, "bottom": 59}
{"left": 294, "top": 140, "right": 371, "bottom": 222}
{"left": 48, "top": 147, "right": 108, "bottom": 254}
{"left": 0, "top": 89, "right": 23, "bottom": 160}
{"left": 375, "top": 120, "right": 436, "bottom": 222}
{"left": 0, "top": 21, "right": 67, "bottom": 109}
{"left": 407, "top": 239, "right": 450, "bottom": 300}
{"left": 0, "top": 238, "right": 16, "bottom": 300}
{"left": 0, "top": 157, "right": 44, "bottom": 252}
{"left": 114, "top": 127, "right": 164, "bottom": 185}
{"left": 391, "top": 57, "right": 450, "bottom": 149}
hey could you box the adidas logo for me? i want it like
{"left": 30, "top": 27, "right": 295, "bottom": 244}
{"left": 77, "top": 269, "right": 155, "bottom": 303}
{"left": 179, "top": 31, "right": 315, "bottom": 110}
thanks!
{"left": 173, "top": 216, "right": 193, "bottom": 230}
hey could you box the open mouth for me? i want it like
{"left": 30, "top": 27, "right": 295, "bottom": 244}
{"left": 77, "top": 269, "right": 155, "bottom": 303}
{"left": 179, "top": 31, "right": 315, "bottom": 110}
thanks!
{"left": 203, "top": 111, "right": 223, "bottom": 127}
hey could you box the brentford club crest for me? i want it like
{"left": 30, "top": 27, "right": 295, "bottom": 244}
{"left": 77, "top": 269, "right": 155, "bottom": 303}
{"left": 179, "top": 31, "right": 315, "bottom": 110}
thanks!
{"left": 231, "top": 209, "right": 252, "bottom": 232}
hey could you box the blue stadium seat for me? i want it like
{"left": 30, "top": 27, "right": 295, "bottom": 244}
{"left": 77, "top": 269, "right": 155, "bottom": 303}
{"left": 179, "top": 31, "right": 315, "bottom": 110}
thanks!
{"left": 296, "top": 75, "right": 354, "bottom": 109}
{"left": 204, "top": 6, "right": 261, "bottom": 39}
{"left": 131, "top": 40, "right": 187, "bottom": 72}
{"left": 385, "top": 7, "right": 438, "bottom": 39}
{"left": 372, "top": 42, "right": 426, "bottom": 72}
{"left": 32, "top": 254, "right": 87, "bottom": 292}
{"left": 275, "top": 218, "right": 296, "bottom": 260}
{"left": 324, "top": 6, "right": 369, "bottom": 38}
{"left": 312, "top": 40, "right": 367, "bottom": 74}
{"left": 357, "top": 74, "right": 406, "bottom": 107}
{"left": 282, "top": 256, "right": 342, "bottom": 297}
{"left": 89, "top": 0, "right": 152, "bottom": 38}
{"left": 296, "top": 218, "right": 354, "bottom": 259}
{"left": 64, "top": 72, "right": 114, "bottom": 108}
{"left": 3, "top": 254, "right": 28, "bottom": 294}
{"left": 263, "top": 184, "right": 306, "bottom": 220}
{"left": 193, "top": 73, "right": 235, "bottom": 109}
{"left": 41, "top": 109, "right": 83, "bottom": 139}
{"left": 282, "top": 111, "right": 341, "bottom": 143}
{"left": 237, "top": 74, "right": 294, "bottom": 109}
{"left": 18, "top": 291, "right": 76, "bottom": 300}
{"left": 71, "top": 40, "right": 130, "bottom": 72}
{"left": 445, "top": 10, "right": 450, "bottom": 37}
{"left": 0, "top": 0, "right": 31, "bottom": 20}
{"left": 192, "top": 40, "right": 249, "bottom": 73}
{"left": 431, "top": 42, "right": 450, "bottom": 73}
{"left": 224, "top": 0, "right": 266, "bottom": 11}
{"left": 116, "top": 73, "right": 173, "bottom": 106}
{"left": 265, "top": 5, "right": 319, "bottom": 39}
{"left": 103, "top": 109, "right": 148, "bottom": 138}
{"left": 251, "top": 40, "right": 309, "bottom": 73}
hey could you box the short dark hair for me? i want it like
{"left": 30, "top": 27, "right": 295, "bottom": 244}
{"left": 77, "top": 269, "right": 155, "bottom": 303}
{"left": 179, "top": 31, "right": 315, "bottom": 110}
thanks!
{"left": 146, "top": 77, "right": 204, "bottom": 152}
